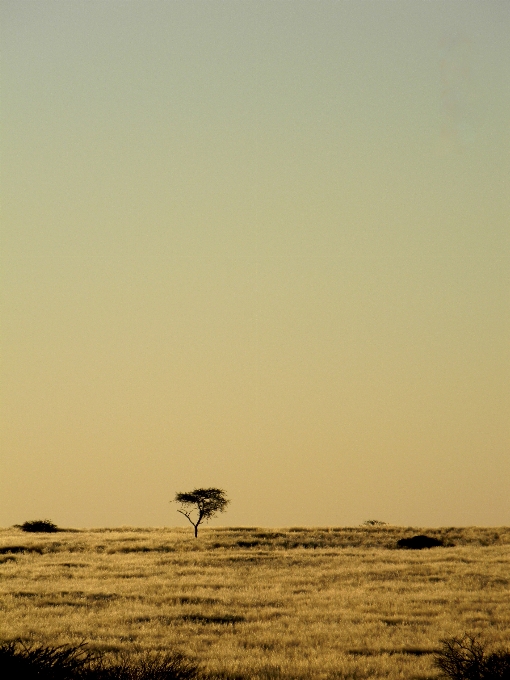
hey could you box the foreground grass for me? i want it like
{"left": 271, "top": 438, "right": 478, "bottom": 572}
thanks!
{"left": 1, "top": 526, "right": 509, "bottom": 680}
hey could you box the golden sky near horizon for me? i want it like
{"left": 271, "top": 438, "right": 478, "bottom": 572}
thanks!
{"left": 1, "top": 1, "right": 509, "bottom": 528}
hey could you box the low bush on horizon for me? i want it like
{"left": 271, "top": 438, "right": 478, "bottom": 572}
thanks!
{"left": 17, "top": 520, "right": 60, "bottom": 533}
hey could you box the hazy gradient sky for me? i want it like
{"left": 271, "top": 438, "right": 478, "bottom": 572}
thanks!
{"left": 1, "top": 1, "right": 509, "bottom": 528}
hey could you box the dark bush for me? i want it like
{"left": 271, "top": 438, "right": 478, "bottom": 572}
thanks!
{"left": 0, "top": 640, "right": 93, "bottom": 679}
{"left": 0, "top": 639, "right": 202, "bottom": 680}
{"left": 18, "top": 520, "right": 59, "bottom": 533}
{"left": 397, "top": 534, "right": 444, "bottom": 550}
{"left": 433, "top": 635, "right": 510, "bottom": 680}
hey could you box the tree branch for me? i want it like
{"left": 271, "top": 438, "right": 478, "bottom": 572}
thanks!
{"left": 177, "top": 509, "right": 198, "bottom": 529}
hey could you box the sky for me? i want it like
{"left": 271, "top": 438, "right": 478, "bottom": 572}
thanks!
{"left": 1, "top": 0, "right": 509, "bottom": 528}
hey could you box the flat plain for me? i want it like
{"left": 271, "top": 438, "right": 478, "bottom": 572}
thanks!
{"left": 1, "top": 526, "right": 509, "bottom": 680}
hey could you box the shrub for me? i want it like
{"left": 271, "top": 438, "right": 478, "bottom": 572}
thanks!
{"left": 0, "top": 639, "right": 93, "bottom": 679}
{"left": 433, "top": 635, "right": 510, "bottom": 680}
{"left": 0, "top": 639, "right": 202, "bottom": 680}
{"left": 18, "top": 520, "right": 59, "bottom": 533}
{"left": 397, "top": 535, "right": 444, "bottom": 549}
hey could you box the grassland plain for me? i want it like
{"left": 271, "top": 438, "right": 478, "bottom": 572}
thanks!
{"left": 1, "top": 526, "right": 509, "bottom": 680}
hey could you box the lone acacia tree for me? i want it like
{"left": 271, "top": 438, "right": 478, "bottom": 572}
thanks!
{"left": 174, "top": 488, "right": 229, "bottom": 537}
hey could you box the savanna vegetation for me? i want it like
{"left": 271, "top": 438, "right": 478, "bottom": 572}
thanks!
{"left": 1, "top": 526, "right": 509, "bottom": 679}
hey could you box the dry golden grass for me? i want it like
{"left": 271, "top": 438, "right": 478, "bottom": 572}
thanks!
{"left": 1, "top": 526, "right": 509, "bottom": 679}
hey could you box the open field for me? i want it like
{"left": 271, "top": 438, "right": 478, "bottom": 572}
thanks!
{"left": 1, "top": 526, "right": 509, "bottom": 680}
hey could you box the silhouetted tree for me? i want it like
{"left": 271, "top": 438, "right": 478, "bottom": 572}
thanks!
{"left": 173, "top": 488, "right": 230, "bottom": 537}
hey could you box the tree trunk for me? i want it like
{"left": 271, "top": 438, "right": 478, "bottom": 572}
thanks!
{"left": 194, "top": 524, "right": 198, "bottom": 538}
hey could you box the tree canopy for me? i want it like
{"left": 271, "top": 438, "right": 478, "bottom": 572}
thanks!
{"left": 174, "top": 488, "right": 230, "bottom": 537}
